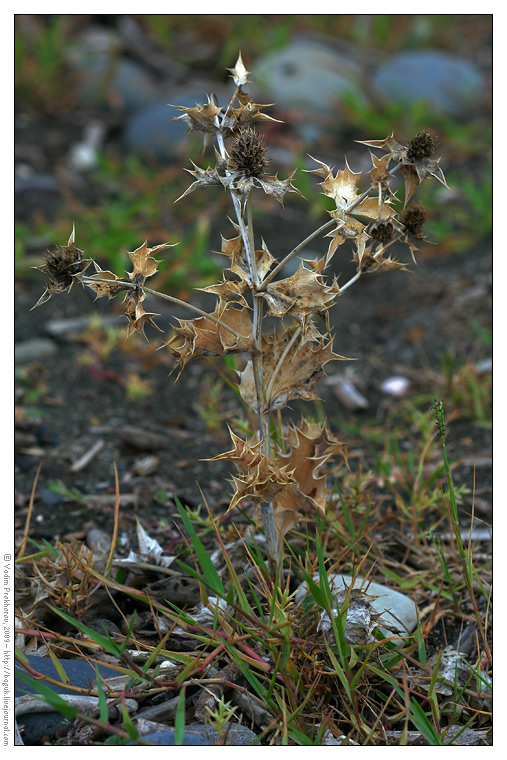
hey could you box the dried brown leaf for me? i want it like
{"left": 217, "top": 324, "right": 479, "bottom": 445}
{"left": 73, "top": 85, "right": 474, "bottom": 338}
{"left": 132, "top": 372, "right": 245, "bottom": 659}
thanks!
{"left": 171, "top": 94, "right": 221, "bottom": 134}
{"left": 207, "top": 429, "right": 295, "bottom": 512}
{"left": 238, "top": 327, "right": 348, "bottom": 412}
{"left": 166, "top": 305, "right": 254, "bottom": 376}
{"left": 274, "top": 419, "right": 348, "bottom": 513}
{"left": 262, "top": 262, "right": 340, "bottom": 319}
{"left": 87, "top": 262, "right": 128, "bottom": 300}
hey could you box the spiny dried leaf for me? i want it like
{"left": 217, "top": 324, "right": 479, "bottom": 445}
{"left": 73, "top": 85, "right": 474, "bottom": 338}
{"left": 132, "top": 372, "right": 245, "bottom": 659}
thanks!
{"left": 218, "top": 233, "right": 252, "bottom": 283}
{"left": 238, "top": 326, "right": 348, "bottom": 413}
{"left": 369, "top": 151, "right": 393, "bottom": 182}
{"left": 166, "top": 305, "right": 254, "bottom": 376}
{"left": 356, "top": 134, "right": 405, "bottom": 157}
{"left": 262, "top": 262, "right": 340, "bottom": 320}
{"left": 227, "top": 52, "right": 250, "bottom": 86}
{"left": 207, "top": 429, "right": 295, "bottom": 512}
{"left": 309, "top": 156, "right": 390, "bottom": 219}
{"left": 199, "top": 276, "right": 249, "bottom": 311}
{"left": 358, "top": 249, "right": 411, "bottom": 274}
{"left": 255, "top": 239, "right": 276, "bottom": 280}
{"left": 217, "top": 234, "right": 275, "bottom": 286}
{"left": 171, "top": 94, "right": 221, "bottom": 134}
{"left": 222, "top": 88, "right": 282, "bottom": 133}
{"left": 128, "top": 240, "right": 173, "bottom": 279}
{"left": 326, "top": 218, "right": 370, "bottom": 269}
{"left": 256, "top": 170, "right": 302, "bottom": 205}
{"left": 274, "top": 420, "right": 348, "bottom": 514}
{"left": 176, "top": 162, "right": 223, "bottom": 202}
{"left": 87, "top": 262, "right": 128, "bottom": 300}
{"left": 124, "top": 299, "right": 162, "bottom": 340}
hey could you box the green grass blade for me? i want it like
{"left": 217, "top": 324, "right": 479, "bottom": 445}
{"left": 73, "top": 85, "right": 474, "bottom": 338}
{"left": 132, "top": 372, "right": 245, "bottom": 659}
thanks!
{"left": 15, "top": 670, "right": 80, "bottom": 719}
{"left": 47, "top": 649, "right": 70, "bottom": 685}
{"left": 175, "top": 497, "right": 224, "bottom": 596}
{"left": 95, "top": 668, "right": 109, "bottom": 723}
{"left": 174, "top": 686, "right": 187, "bottom": 745}
{"left": 409, "top": 699, "right": 442, "bottom": 744}
{"left": 49, "top": 606, "right": 122, "bottom": 657}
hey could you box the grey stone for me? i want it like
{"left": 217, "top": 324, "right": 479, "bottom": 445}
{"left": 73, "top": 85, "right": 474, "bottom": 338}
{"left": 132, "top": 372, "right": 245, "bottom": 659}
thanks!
{"left": 129, "top": 730, "right": 212, "bottom": 746}
{"left": 15, "top": 338, "right": 58, "bottom": 365}
{"left": 123, "top": 88, "right": 226, "bottom": 160}
{"left": 72, "top": 56, "right": 160, "bottom": 113}
{"left": 252, "top": 40, "right": 367, "bottom": 140}
{"left": 295, "top": 573, "right": 418, "bottom": 638}
{"left": 372, "top": 51, "right": 485, "bottom": 117}
{"left": 15, "top": 655, "right": 121, "bottom": 698}
{"left": 15, "top": 655, "right": 123, "bottom": 744}
{"left": 184, "top": 721, "right": 259, "bottom": 746}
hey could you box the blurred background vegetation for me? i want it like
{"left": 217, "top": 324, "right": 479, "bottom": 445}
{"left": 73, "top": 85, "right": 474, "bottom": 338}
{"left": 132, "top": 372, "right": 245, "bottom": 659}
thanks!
{"left": 15, "top": 14, "right": 492, "bottom": 293}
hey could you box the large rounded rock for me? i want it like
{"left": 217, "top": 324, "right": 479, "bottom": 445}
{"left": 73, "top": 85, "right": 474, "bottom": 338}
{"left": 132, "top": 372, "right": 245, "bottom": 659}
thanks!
{"left": 253, "top": 40, "right": 365, "bottom": 114}
{"left": 252, "top": 40, "right": 367, "bottom": 142}
{"left": 295, "top": 573, "right": 418, "bottom": 638}
{"left": 123, "top": 88, "right": 227, "bottom": 161}
{"left": 372, "top": 50, "right": 485, "bottom": 117}
{"left": 72, "top": 56, "right": 160, "bottom": 113}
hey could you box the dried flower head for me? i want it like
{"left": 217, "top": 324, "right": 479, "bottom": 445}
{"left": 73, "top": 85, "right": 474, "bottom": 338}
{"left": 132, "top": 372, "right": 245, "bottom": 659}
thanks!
{"left": 369, "top": 219, "right": 396, "bottom": 245}
{"left": 401, "top": 203, "right": 429, "bottom": 240}
{"left": 357, "top": 131, "right": 447, "bottom": 207}
{"left": 228, "top": 126, "right": 270, "bottom": 178}
{"left": 32, "top": 227, "right": 91, "bottom": 309}
{"left": 406, "top": 131, "right": 437, "bottom": 163}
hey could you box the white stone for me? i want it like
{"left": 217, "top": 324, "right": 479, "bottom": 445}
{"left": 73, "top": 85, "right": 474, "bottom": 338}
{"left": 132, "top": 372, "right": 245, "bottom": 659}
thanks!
{"left": 295, "top": 573, "right": 418, "bottom": 638}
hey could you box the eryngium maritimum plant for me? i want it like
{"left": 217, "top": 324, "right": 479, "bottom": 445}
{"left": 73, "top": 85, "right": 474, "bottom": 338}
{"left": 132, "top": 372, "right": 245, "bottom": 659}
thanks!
{"left": 32, "top": 53, "right": 447, "bottom": 575}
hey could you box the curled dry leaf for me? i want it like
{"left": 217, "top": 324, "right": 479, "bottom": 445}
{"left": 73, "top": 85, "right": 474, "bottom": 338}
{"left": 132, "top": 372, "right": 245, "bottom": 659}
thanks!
{"left": 221, "top": 87, "right": 282, "bottom": 133}
{"left": 207, "top": 429, "right": 296, "bottom": 512}
{"left": 309, "top": 156, "right": 393, "bottom": 221}
{"left": 166, "top": 304, "right": 254, "bottom": 376}
{"left": 175, "top": 162, "right": 223, "bottom": 202}
{"left": 171, "top": 94, "right": 222, "bottom": 134}
{"left": 274, "top": 419, "right": 348, "bottom": 514}
{"left": 87, "top": 262, "right": 128, "bottom": 300}
{"left": 262, "top": 260, "right": 340, "bottom": 320}
{"left": 217, "top": 234, "right": 275, "bottom": 287}
{"left": 238, "top": 326, "right": 348, "bottom": 413}
{"left": 357, "top": 248, "right": 411, "bottom": 275}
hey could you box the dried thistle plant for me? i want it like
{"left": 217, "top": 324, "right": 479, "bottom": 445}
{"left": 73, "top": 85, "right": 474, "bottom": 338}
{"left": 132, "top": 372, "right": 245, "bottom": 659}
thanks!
{"left": 32, "top": 53, "right": 447, "bottom": 576}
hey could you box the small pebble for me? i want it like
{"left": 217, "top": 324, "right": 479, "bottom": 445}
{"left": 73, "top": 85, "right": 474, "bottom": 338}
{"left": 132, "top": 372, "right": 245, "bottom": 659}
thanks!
{"left": 380, "top": 376, "right": 410, "bottom": 397}
{"left": 15, "top": 338, "right": 58, "bottom": 366}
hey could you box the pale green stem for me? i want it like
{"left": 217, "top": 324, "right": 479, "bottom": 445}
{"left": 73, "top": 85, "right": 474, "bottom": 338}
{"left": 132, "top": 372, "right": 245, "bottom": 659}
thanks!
{"left": 216, "top": 126, "right": 278, "bottom": 571}
{"left": 260, "top": 218, "right": 336, "bottom": 289}
{"left": 80, "top": 276, "right": 243, "bottom": 340}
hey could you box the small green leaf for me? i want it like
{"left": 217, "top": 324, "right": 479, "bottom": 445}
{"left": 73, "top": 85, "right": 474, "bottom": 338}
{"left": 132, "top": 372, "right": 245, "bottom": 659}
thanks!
{"left": 175, "top": 497, "right": 224, "bottom": 596}
{"left": 15, "top": 671, "right": 80, "bottom": 719}
{"left": 47, "top": 649, "right": 70, "bottom": 685}
{"left": 95, "top": 668, "right": 109, "bottom": 724}
{"left": 174, "top": 686, "right": 187, "bottom": 745}
{"left": 49, "top": 606, "right": 122, "bottom": 657}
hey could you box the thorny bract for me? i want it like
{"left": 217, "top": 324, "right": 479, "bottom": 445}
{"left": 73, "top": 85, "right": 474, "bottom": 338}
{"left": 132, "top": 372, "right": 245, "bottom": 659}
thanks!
{"left": 32, "top": 53, "right": 447, "bottom": 574}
